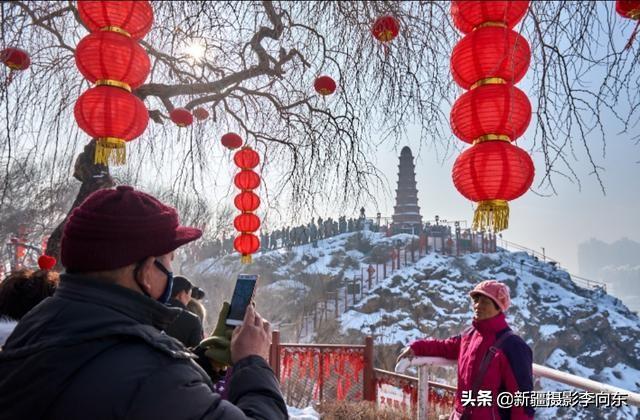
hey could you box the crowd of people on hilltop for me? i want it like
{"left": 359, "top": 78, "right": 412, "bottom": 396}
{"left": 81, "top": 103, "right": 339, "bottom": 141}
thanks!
{"left": 202, "top": 215, "right": 374, "bottom": 259}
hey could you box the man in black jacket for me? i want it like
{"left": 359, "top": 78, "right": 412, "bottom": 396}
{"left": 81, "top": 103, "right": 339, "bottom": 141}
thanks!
{"left": 0, "top": 186, "right": 287, "bottom": 420}
{"left": 165, "top": 275, "right": 204, "bottom": 347}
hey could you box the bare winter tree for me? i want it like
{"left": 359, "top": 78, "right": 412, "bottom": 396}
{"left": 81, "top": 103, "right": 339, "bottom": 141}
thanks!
{"left": 1, "top": 1, "right": 638, "bottom": 262}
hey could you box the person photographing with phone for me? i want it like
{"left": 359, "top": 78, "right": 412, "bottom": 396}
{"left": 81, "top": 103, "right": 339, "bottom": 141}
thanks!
{"left": 0, "top": 186, "right": 286, "bottom": 419}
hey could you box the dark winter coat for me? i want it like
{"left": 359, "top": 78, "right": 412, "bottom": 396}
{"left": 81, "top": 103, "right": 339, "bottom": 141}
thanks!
{"left": 411, "top": 312, "right": 534, "bottom": 419}
{"left": 165, "top": 297, "right": 204, "bottom": 348}
{"left": 0, "top": 273, "right": 287, "bottom": 420}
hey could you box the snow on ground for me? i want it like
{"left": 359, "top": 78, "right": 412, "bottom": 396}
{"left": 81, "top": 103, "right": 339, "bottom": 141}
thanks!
{"left": 287, "top": 406, "right": 320, "bottom": 419}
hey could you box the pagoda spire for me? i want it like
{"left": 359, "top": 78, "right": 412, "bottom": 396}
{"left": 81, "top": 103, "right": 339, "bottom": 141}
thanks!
{"left": 392, "top": 146, "right": 422, "bottom": 232}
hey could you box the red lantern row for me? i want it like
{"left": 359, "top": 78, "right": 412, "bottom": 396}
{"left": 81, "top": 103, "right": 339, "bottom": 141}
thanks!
{"left": 449, "top": 1, "right": 534, "bottom": 233}
{"left": 74, "top": 0, "right": 153, "bottom": 166}
{"left": 233, "top": 145, "right": 261, "bottom": 263}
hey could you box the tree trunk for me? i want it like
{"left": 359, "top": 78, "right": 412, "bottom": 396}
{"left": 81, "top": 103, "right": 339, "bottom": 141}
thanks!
{"left": 46, "top": 141, "right": 114, "bottom": 270}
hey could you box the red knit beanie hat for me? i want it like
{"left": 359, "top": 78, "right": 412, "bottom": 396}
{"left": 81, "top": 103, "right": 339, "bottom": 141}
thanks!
{"left": 61, "top": 186, "right": 202, "bottom": 272}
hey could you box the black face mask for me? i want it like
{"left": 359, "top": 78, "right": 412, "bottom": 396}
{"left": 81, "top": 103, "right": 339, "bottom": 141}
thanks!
{"left": 134, "top": 259, "right": 174, "bottom": 304}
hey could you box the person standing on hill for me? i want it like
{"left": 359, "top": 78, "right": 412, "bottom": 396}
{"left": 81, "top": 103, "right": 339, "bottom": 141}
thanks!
{"left": 398, "top": 280, "right": 534, "bottom": 420}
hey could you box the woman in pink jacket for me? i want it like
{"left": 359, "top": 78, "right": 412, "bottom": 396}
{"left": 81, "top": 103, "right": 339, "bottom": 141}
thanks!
{"left": 398, "top": 280, "right": 534, "bottom": 419}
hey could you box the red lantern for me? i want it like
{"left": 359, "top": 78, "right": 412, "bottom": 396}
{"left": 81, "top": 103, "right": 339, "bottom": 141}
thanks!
{"left": 37, "top": 255, "right": 57, "bottom": 271}
{"left": 221, "top": 132, "right": 243, "bottom": 150}
{"left": 451, "top": 27, "right": 530, "bottom": 90}
{"left": 74, "top": 85, "right": 149, "bottom": 164}
{"left": 372, "top": 15, "right": 400, "bottom": 43}
{"left": 234, "top": 170, "right": 260, "bottom": 190}
{"left": 616, "top": 1, "right": 640, "bottom": 19}
{"left": 450, "top": 84, "right": 531, "bottom": 144}
{"left": 75, "top": 31, "right": 150, "bottom": 90}
{"left": 77, "top": 0, "right": 154, "bottom": 40}
{"left": 452, "top": 141, "right": 534, "bottom": 232}
{"left": 314, "top": 76, "right": 336, "bottom": 96}
{"left": 234, "top": 213, "right": 261, "bottom": 233}
{"left": 0, "top": 47, "right": 30, "bottom": 71}
{"left": 234, "top": 191, "right": 261, "bottom": 212}
{"left": 451, "top": 1, "right": 530, "bottom": 34}
{"left": 234, "top": 233, "right": 260, "bottom": 263}
{"left": 234, "top": 147, "right": 260, "bottom": 169}
{"left": 170, "top": 108, "right": 193, "bottom": 127}
{"left": 193, "top": 107, "right": 209, "bottom": 121}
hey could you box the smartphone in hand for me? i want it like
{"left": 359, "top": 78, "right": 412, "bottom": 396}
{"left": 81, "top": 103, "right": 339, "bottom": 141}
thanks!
{"left": 225, "top": 274, "right": 258, "bottom": 327}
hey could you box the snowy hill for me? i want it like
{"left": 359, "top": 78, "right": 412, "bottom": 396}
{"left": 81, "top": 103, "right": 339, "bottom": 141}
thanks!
{"left": 192, "top": 231, "right": 640, "bottom": 419}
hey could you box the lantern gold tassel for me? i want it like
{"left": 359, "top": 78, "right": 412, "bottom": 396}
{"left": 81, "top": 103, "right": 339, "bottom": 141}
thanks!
{"left": 95, "top": 137, "right": 126, "bottom": 166}
{"left": 473, "top": 200, "right": 509, "bottom": 233}
{"left": 241, "top": 255, "right": 252, "bottom": 264}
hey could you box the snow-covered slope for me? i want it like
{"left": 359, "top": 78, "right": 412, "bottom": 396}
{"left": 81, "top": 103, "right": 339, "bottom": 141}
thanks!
{"left": 193, "top": 231, "right": 640, "bottom": 419}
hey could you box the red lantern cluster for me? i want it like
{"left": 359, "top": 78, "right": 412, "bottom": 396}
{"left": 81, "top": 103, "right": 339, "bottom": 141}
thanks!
{"left": 74, "top": 0, "right": 153, "bottom": 166}
{"left": 233, "top": 146, "right": 261, "bottom": 263}
{"left": 450, "top": 1, "right": 534, "bottom": 233}
{"left": 314, "top": 75, "right": 336, "bottom": 96}
{"left": 371, "top": 15, "right": 400, "bottom": 43}
{"left": 221, "top": 132, "right": 243, "bottom": 150}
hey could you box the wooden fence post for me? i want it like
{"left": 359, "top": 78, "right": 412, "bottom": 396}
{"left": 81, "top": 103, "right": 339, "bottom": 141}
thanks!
{"left": 363, "top": 335, "right": 375, "bottom": 401}
{"left": 270, "top": 330, "right": 281, "bottom": 379}
{"left": 344, "top": 285, "right": 348, "bottom": 310}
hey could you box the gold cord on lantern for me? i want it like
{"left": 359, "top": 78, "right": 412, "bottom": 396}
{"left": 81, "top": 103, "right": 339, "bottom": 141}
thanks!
{"left": 100, "top": 26, "right": 132, "bottom": 38}
{"left": 474, "top": 21, "right": 508, "bottom": 30}
{"left": 473, "top": 134, "right": 511, "bottom": 145}
{"left": 470, "top": 77, "right": 506, "bottom": 90}
{"left": 94, "top": 137, "right": 126, "bottom": 166}
{"left": 473, "top": 200, "right": 509, "bottom": 233}
{"left": 95, "top": 79, "right": 132, "bottom": 93}
{"left": 240, "top": 255, "right": 252, "bottom": 264}
{"left": 628, "top": 9, "right": 640, "bottom": 20}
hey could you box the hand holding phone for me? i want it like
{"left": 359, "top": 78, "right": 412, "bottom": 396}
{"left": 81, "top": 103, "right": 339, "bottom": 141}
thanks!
{"left": 230, "top": 302, "right": 271, "bottom": 364}
{"left": 225, "top": 274, "right": 258, "bottom": 327}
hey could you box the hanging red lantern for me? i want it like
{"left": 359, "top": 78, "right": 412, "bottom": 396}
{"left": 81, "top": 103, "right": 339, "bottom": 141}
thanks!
{"left": 170, "top": 108, "right": 193, "bottom": 127}
{"left": 234, "top": 170, "right": 260, "bottom": 190}
{"left": 616, "top": 1, "right": 640, "bottom": 18}
{"left": 234, "top": 213, "right": 261, "bottom": 233}
{"left": 234, "top": 191, "right": 260, "bottom": 212}
{"left": 451, "top": 27, "right": 530, "bottom": 90}
{"left": 221, "top": 132, "right": 243, "bottom": 150}
{"left": 452, "top": 141, "right": 534, "bottom": 232}
{"left": 234, "top": 147, "right": 260, "bottom": 169}
{"left": 234, "top": 233, "right": 260, "bottom": 263}
{"left": 314, "top": 76, "right": 336, "bottom": 96}
{"left": 37, "top": 255, "right": 57, "bottom": 271}
{"left": 193, "top": 107, "right": 209, "bottom": 121}
{"left": 450, "top": 83, "right": 531, "bottom": 144}
{"left": 451, "top": 1, "right": 530, "bottom": 34}
{"left": 372, "top": 15, "right": 400, "bottom": 43}
{"left": 75, "top": 31, "right": 150, "bottom": 90}
{"left": 0, "top": 47, "right": 31, "bottom": 71}
{"left": 74, "top": 85, "right": 149, "bottom": 164}
{"left": 77, "top": 0, "right": 154, "bottom": 40}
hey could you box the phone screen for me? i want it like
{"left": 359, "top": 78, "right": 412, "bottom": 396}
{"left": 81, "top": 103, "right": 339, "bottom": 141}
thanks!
{"left": 226, "top": 274, "right": 257, "bottom": 326}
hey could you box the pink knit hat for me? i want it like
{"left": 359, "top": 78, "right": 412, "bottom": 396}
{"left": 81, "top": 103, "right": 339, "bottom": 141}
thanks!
{"left": 469, "top": 280, "right": 511, "bottom": 312}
